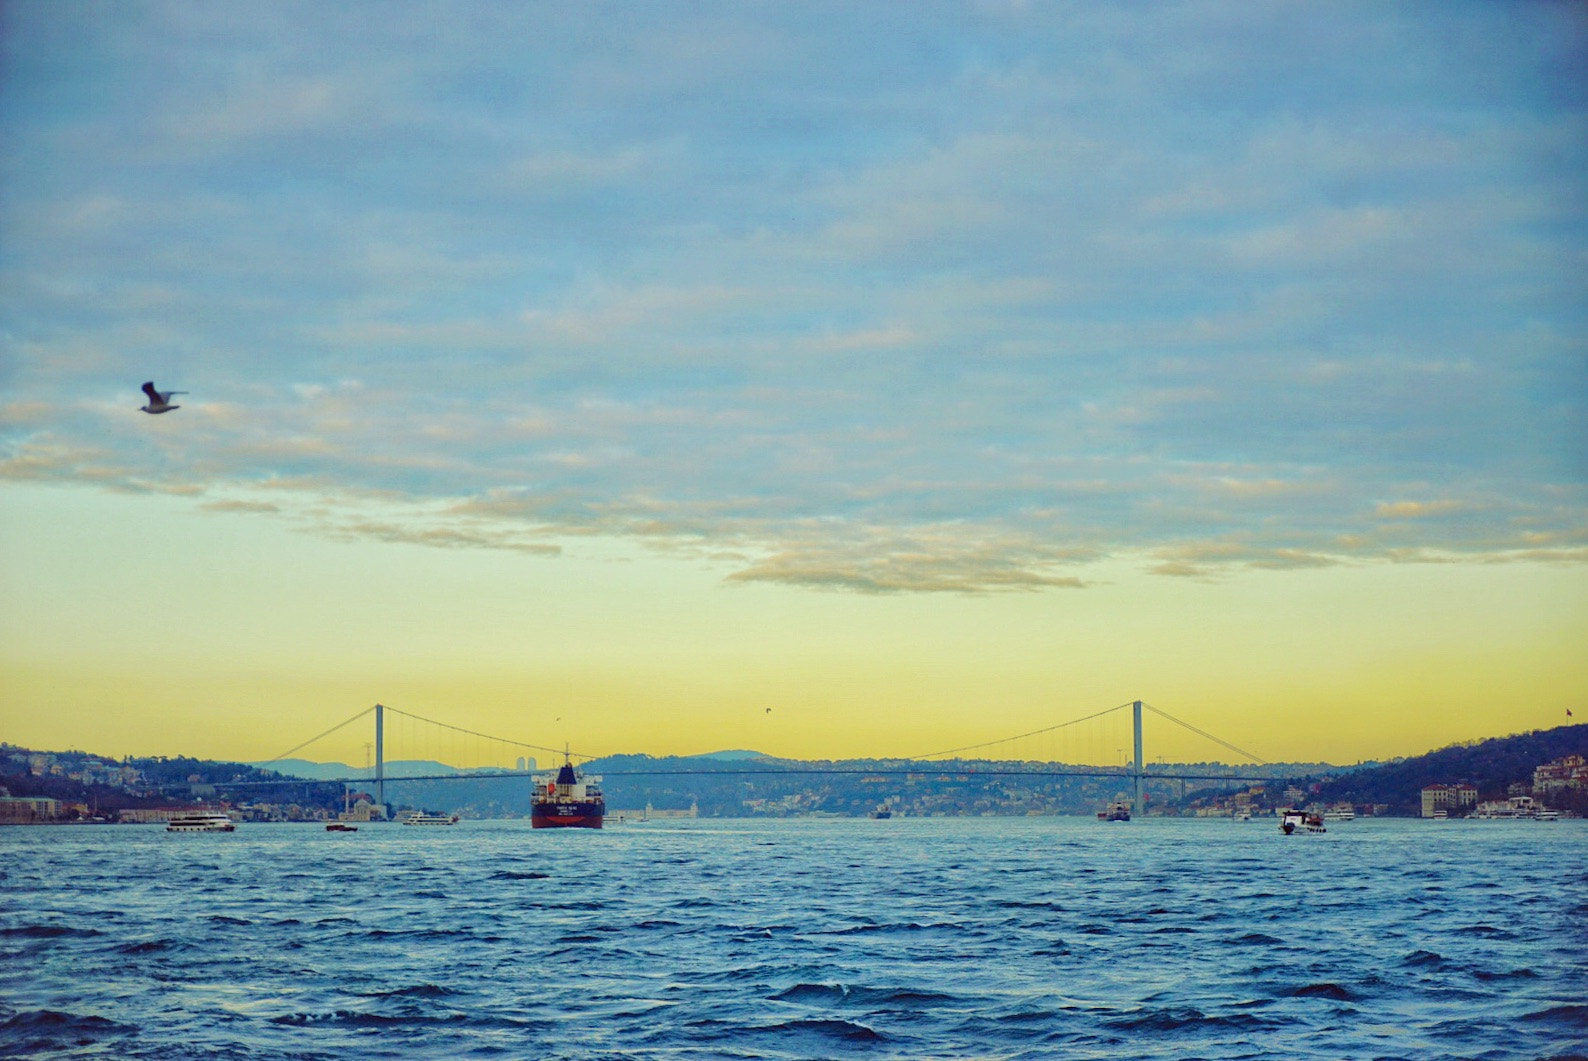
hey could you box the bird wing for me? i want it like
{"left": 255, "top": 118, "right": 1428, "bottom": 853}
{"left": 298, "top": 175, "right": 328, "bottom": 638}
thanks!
{"left": 142, "top": 381, "right": 159, "bottom": 401}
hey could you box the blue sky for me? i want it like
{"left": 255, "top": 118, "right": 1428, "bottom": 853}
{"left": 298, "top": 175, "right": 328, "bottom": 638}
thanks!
{"left": 1, "top": 2, "right": 1584, "bottom": 761}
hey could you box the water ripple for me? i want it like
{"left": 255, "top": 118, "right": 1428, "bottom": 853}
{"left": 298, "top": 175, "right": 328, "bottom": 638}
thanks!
{"left": 1, "top": 817, "right": 1584, "bottom": 1060}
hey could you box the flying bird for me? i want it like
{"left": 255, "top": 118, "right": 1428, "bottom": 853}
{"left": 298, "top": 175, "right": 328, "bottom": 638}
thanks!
{"left": 140, "top": 381, "right": 186, "bottom": 414}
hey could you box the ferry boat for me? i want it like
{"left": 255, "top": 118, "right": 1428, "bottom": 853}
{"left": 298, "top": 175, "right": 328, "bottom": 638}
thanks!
{"left": 1279, "top": 809, "right": 1326, "bottom": 835}
{"left": 1323, "top": 803, "right": 1356, "bottom": 822}
{"left": 532, "top": 757, "right": 604, "bottom": 829}
{"left": 871, "top": 806, "right": 893, "bottom": 819}
{"left": 1097, "top": 801, "right": 1131, "bottom": 822}
{"left": 401, "top": 812, "right": 460, "bottom": 826}
{"left": 165, "top": 813, "right": 236, "bottom": 832}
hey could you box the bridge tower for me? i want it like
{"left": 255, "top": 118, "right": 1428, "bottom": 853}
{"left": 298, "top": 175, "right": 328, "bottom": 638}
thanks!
{"left": 375, "top": 702, "right": 385, "bottom": 811}
{"left": 1133, "top": 699, "right": 1144, "bottom": 817}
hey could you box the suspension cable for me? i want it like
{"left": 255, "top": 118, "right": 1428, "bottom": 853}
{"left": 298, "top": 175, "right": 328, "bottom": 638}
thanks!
{"left": 904, "top": 701, "right": 1135, "bottom": 761}
{"left": 1142, "top": 703, "right": 1269, "bottom": 765}
{"left": 382, "top": 705, "right": 599, "bottom": 762}
{"left": 259, "top": 706, "right": 375, "bottom": 767}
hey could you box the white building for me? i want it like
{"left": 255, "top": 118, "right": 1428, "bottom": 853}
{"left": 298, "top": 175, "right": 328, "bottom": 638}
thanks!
{"left": 1421, "top": 783, "right": 1478, "bottom": 818}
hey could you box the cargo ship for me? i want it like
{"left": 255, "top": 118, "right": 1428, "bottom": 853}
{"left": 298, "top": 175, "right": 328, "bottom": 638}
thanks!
{"left": 532, "top": 756, "right": 604, "bottom": 829}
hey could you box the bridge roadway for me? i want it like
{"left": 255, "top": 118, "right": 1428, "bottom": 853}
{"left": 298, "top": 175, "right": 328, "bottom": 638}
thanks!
{"left": 222, "top": 765, "right": 1282, "bottom": 788}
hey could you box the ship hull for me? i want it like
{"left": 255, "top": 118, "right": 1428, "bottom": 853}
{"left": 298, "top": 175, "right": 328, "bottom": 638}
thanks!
{"left": 531, "top": 802, "right": 604, "bottom": 829}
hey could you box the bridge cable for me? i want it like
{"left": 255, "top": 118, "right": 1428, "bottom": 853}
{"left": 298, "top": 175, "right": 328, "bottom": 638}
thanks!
{"left": 904, "top": 701, "right": 1135, "bottom": 761}
{"left": 382, "top": 705, "right": 598, "bottom": 762}
{"left": 1142, "top": 703, "right": 1269, "bottom": 766}
{"left": 259, "top": 706, "right": 375, "bottom": 768}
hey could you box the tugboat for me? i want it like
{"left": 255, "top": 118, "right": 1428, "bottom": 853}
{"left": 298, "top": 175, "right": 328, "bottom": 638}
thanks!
{"left": 532, "top": 754, "right": 604, "bottom": 829}
{"left": 1097, "top": 800, "right": 1131, "bottom": 822}
{"left": 1279, "top": 809, "right": 1326, "bottom": 834}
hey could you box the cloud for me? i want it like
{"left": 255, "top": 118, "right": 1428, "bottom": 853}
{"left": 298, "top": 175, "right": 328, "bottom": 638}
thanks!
{"left": 199, "top": 499, "right": 281, "bottom": 515}
{"left": 1, "top": 2, "right": 1583, "bottom": 591}
{"left": 1375, "top": 500, "right": 1465, "bottom": 520}
{"left": 724, "top": 525, "right": 1092, "bottom": 594}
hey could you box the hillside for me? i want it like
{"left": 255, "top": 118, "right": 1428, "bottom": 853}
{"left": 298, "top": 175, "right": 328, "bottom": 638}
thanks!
{"left": 1310, "top": 723, "right": 1587, "bottom": 814}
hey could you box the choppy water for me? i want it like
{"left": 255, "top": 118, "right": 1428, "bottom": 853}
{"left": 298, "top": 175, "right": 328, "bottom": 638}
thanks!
{"left": 2, "top": 817, "right": 1585, "bottom": 1060}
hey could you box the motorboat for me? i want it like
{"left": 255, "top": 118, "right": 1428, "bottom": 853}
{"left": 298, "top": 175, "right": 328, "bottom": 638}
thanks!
{"left": 1279, "top": 809, "right": 1326, "bottom": 835}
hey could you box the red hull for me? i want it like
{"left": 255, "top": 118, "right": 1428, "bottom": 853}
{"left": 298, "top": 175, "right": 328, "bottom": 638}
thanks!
{"left": 531, "top": 810, "right": 603, "bottom": 829}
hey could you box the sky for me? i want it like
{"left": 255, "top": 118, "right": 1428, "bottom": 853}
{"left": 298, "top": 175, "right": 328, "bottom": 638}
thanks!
{"left": 1, "top": 1, "right": 1585, "bottom": 769}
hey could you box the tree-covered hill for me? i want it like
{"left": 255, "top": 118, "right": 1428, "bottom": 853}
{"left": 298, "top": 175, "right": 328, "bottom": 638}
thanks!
{"left": 1310, "top": 723, "right": 1586, "bottom": 814}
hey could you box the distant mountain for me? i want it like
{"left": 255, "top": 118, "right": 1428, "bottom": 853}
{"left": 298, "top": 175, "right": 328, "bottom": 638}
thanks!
{"left": 687, "top": 750, "right": 772, "bottom": 761}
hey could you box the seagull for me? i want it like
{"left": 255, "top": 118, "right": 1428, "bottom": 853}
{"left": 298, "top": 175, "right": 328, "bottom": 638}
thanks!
{"left": 140, "top": 381, "right": 186, "bottom": 414}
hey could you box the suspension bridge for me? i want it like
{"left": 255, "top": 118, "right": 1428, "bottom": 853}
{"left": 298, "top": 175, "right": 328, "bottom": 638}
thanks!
{"left": 246, "top": 700, "right": 1280, "bottom": 818}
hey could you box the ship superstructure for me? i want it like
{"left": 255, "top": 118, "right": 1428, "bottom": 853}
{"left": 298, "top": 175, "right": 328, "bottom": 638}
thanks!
{"left": 532, "top": 756, "right": 604, "bottom": 829}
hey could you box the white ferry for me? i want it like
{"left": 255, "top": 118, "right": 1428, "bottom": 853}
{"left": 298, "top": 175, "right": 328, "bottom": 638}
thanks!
{"left": 401, "top": 812, "right": 460, "bottom": 826}
{"left": 165, "top": 813, "right": 236, "bottom": 832}
{"left": 1323, "top": 803, "right": 1356, "bottom": 822}
{"left": 1473, "top": 796, "right": 1549, "bottom": 820}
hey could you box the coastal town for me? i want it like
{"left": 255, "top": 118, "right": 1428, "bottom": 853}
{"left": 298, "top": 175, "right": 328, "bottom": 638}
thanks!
{"left": 2, "top": 738, "right": 1583, "bottom": 825}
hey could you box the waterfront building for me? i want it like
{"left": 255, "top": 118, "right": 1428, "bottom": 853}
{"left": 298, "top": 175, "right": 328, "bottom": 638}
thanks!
{"left": 0, "top": 796, "right": 61, "bottom": 823}
{"left": 1533, "top": 754, "right": 1588, "bottom": 795}
{"left": 338, "top": 797, "right": 388, "bottom": 822}
{"left": 1421, "top": 783, "right": 1478, "bottom": 818}
{"left": 117, "top": 807, "right": 196, "bottom": 824}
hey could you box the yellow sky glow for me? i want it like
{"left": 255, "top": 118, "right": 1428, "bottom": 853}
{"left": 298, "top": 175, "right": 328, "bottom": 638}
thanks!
{"left": 3, "top": 484, "right": 1582, "bottom": 769}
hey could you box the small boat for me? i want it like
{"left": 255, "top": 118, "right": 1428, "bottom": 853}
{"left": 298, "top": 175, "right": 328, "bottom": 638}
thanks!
{"left": 166, "top": 813, "right": 236, "bottom": 833}
{"left": 871, "top": 806, "right": 893, "bottom": 819}
{"left": 1098, "top": 801, "right": 1131, "bottom": 822}
{"left": 401, "top": 812, "right": 460, "bottom": 826}
{"left": 1280, "top": 809, "right": 1326, "bottom": 835}
{"left": 325, "top": 822, "right": 358, "bottom": 832}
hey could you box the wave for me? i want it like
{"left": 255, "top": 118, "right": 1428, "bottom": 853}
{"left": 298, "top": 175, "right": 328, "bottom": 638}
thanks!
{"left": 113, "top": 938, "right": 190, "bottom": 955}
{"left": 1105, "top": 1006, "right": 1276, "bottom": 1033}
{"left": 770, "top": 982, "right": 959, "bottom": 1007}
{"left": 0, "top": 1008, "right": 136, "bottom": 1051}
{"left": 488, "top": 870, "right": 550, "bottom": 880}
{"left": 1402, "top": 949, "right": 1445, "bottom": 966}
{"left": 1470, "top": 967, "right": 1539, "bottom": 981}
{"left": 1222, "top": 932, "right": 1285, "bottom": 946}
{"left": 1455, "top": 923, "right": 1515, "bottom": 939}
{"left": 1521, "top": 1004, "right": 1588, "bottom": 1028}
{"left": 356, "top": 984, "right": 458, "bottom": 1000}
{"left": 814, "top": 920, "right": 963, "bottom": 936}
{"left": 0, "top": 925, "right": 101, "bottom": 939}
{"left": 749, "top": 1017, "right": 888, "bottom": 1042}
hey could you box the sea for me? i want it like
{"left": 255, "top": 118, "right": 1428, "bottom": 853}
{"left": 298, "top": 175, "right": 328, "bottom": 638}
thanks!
{"left": 1, "top": 817, "right": 1584, "bottom": 1061}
